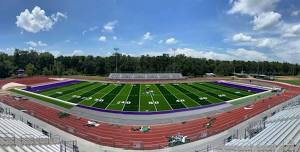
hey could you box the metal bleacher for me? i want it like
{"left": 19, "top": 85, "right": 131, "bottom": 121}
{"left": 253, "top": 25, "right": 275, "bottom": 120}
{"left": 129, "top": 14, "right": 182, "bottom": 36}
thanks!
{"left": 221, "top": 104, "right": 300, "bottom": 151}
{"left": 0, "top": 112, "right": 75, "bottom": 152}
{"left": 108, "top": 73, "right": 184, "bottom": 80}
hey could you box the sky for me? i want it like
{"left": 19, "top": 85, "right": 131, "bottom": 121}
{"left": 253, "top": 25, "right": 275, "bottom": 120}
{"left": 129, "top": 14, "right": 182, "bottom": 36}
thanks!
{"left": 1, "top": 0, "right": 300, "bottom": 63}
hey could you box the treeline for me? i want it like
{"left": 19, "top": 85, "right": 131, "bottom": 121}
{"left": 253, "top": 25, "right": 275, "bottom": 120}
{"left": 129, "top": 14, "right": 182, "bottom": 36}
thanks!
{"left": 0, "top": 49, "right": 299, "bottom": 78}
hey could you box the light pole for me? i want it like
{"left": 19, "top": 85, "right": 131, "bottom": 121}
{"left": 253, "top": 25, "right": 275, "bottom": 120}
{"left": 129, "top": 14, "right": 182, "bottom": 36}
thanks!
{"left": 172, "top": 48, "right": 176, "bottom": 73}
{"left": 114, "top": 48, "right": 119, "bottom": 73}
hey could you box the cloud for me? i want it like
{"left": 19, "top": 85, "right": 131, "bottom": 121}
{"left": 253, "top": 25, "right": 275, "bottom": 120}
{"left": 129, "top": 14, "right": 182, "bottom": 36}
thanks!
{"left": 232, "top": 33, "right": 281, "bottom": 49}
{"left": 291, "top": 10, "right": 300, "bottom": 16}
{"left": 158, "top": 40, "right": 164, "bottom": 44}
{"left": 25, "top": 41, "right": 48, "bottom": 47}
{"left": 82, "top": 26, "right": 99, "bottom": 35}
{"left": 165, "top": 37, "right": 178, "bottom": 44}
{"left": 98, "top": 36, "right": 107, "bottom": 42}
{"left": 0, "top": 48, "right": 15, "bottom": 55}
{"left": 16, "top": 6, "right": 66, "bottom": 33}
{"left": 145, "top": 48, "right": 269, "bottom": 61}
{"left": 253, "top": 11, "right": 281, "bottom": 30}
{"left": 143, "top": 32, "right": 153, "bottom": 40}
{"left": 72, "top": 50, "right": 84, "bottom": 56}
{"left": 228, "top": 0, "right": 280, "bottom": 16}
{"left": 102, "top": 20, "right": 118, "bottom": 32}
{"left": 281, "top": 23, "right": 300, "bottom": 37}
{"left": 227, "top": 48, "right": 270, "bottom": 61}
{"left": 113, "top": 36, "right": 117, "bottom": 40}
{"left": 232, "top": 33, "right": 256, "bottom": 42}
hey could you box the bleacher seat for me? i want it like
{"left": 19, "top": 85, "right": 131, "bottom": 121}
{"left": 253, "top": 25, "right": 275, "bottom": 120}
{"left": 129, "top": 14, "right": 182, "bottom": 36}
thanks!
{"left": 225, "top": 103, "right": 300, "bottom": 149}
{"left": 108, "top": 73, "right": 184, "bottom": 80}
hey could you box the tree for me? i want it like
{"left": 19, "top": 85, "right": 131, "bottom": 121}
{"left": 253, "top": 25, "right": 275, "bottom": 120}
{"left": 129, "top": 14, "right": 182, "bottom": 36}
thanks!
{"left": 25, "top": 63, "right": 36, "bottom": 76}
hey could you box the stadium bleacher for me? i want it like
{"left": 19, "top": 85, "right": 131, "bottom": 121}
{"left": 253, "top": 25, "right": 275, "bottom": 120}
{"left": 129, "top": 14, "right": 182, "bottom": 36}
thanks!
{"left": 0, "top": 112, "right": 74, "bottom": 152}
{"left": 224, "top": 103, "right": 300, "bottom": 151}
{"left": 108, "top": 73, "right": 185, "bottom": 80}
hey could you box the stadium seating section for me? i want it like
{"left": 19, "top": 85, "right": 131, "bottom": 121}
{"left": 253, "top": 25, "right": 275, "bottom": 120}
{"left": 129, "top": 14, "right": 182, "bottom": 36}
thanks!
{"left": 108, "top": 73, "right": 184, "bottom": 80}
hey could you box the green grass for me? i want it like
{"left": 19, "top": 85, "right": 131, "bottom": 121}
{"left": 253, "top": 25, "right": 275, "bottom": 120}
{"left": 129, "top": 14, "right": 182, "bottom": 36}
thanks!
{"left": 10, "top": 89, "right": 74, "bottom": 109}
{"left": 15, "top": 81, "right": 267, "bottom": 112}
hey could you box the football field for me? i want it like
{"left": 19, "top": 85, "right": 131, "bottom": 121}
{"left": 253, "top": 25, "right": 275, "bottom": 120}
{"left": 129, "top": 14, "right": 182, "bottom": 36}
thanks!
{"left": 13, "top": 81, "right": 261, "bottom": 112}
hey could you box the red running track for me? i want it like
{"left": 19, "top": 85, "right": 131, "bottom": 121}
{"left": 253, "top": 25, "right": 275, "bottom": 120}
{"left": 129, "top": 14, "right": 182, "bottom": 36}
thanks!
{"left": 0, "top": 80, "right": 300, "bottom": 150}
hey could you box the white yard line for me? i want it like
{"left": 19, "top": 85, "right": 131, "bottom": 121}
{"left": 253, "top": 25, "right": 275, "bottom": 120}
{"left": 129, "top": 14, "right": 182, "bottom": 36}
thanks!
{"left": 153, "top": 85, "right": 173, "bottom": 110}
{"left": 149, "top": 90, "right": 158, "bottom": 111}
{"left": 90, "top": 85, "right": 118, "bottom": 107}
{"left": 105, "top": 85, "right": 127, "bottom": 110}
{"left": 121, "top": 85, "right": 133, "bottom": 111}
{"left": 14, "top": 88, "right": 77, "bottom": 106}
{"left": 164, "top": 85, "right": 190, "bottom": 109}
{"left": 138, "top": 85, "right": 141, "bottom": 112}
{"left": 226, "top": 90, "right": 272, "bottom": 103}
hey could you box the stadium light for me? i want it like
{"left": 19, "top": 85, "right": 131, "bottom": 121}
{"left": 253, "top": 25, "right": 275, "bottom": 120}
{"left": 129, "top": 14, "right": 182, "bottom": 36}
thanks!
{"left": 114, "top": 48, "right": 119, "bottom": 73}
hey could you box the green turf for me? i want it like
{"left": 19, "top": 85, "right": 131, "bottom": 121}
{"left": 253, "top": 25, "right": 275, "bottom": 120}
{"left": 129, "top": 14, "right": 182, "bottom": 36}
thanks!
{"left": 105, "top": 84, "right": 133, "bottom": 110}
{"left": 139, "top": 84, "right": 157, "bottom": 111}
{"left": 79, "top": 84, "right": 115, "bottom": 106}
{"left": 123, "top": 84, "right": 140, "bottom": 111}
{"left": 156, "top": 84, "right": 186, "bottom": 109}
{"left": 40, "top": 82, "right": 88, "bottom": 96}
{"left": 92, "top": 84, "right": 125, "bottom": 109}
{"left": 19, "top": 81, "right": 267, "bottom": 112}
{"left": 11, "top": 89, "right": 73, "bottom": 109}
{"left": 164, "top": 84, "right": 199, "bottom": 107}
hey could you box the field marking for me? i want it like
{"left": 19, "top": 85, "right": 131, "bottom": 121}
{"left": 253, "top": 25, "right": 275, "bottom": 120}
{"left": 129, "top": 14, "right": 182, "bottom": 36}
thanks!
{"left": 164, "top": 84, "right": 190, "bottom": 109}
{"left": 149, "top": 90, "right": 158, "bottom": 111}
{"left": 196, "top": 83, "right": 239, "bottom": 99}
{"left": 105, "top": 84, "right": 131, "bottom": 110}
{"left": 180, "top": 84, "right": 214, "bottom": 105}
{"left": 152, "top": 85, "right": 173, "bottom": 110}
{"left": 13, "top": 88, "right": 77, "bottom": 106}
{"left": 42, "top": 82, "right": 89, "bottom": 96}
{"left": 90, "top": 85, "right": 118, "bottom": 107}
{"left": 138, "top": 84, "right": 141, "bottom": 112}
{"left": 139, "top": 84, "right": 156, "bottom": 112}
{"left": 170, "top": 84, "right": 201, "bottom": 106}
{"left": 121, "top": 85, "right": 133, "bottom": 111}
{"left": 66, "top": 83, "right": 103, "bottom": 102}
{"left": 77, "top": 84, "right": 110, "bottom": 106}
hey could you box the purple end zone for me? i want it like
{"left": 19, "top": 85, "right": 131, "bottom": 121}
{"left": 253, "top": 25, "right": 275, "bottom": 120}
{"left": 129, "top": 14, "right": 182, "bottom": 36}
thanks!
{"left": 24, "top": 80, "right": 82, "bottom": 92}
{"left": 76, "top": 102, "right": 228, "bottom": 115}
{"left": 214, "top": 81, "right": 266, "bottom": 93}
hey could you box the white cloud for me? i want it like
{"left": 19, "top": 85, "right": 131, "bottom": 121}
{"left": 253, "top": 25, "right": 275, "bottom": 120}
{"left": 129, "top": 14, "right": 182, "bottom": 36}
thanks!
{"left": 0, "top": 48, "right": 15, "bottom": 55}
{"left": 227, "top": 48, "right": 269, "bottom": 61}
{"left": 113, "top": 36, "right": 118, "bottom": 40}
{"left": 228, "top": 0, "right": 280, "bottom": 16}
{"left": 144, "top": 47, "right": 269, "bottom": 61}
{"left": 281, "top": 23, "right": 300, "bottom": 37}
{"left": 165, "top": 37, "right": 178, "bottom": 44}
{"left": 232, "top": 33, "right": 281, "bottom": 49}
{"left": 102, "top": 20, "right": 118, "bottom": 32}
{"left": 253, "top": 11, "right": 281, "bottom": 30}
{"left": 82, "top": 26, "right": 98, "bottom": 35}
{"left": 232, "top": 33, "right": 255, "bottom": 42}
{"left": 98, "top": 36, "right": 107, "bottom": 42}
{"left": 72, "top": 50, "right": 84, "bottom": 56}
{"left": 16, "top": 6, "right": 66, "bottom": 33}
{"left": 256, "top": 38, "right": 281, "bottom": 48}
{"left": 291, "top": 10, "right": 300, "bottom": 16}
{"left": 25, "top": 41, "right": 48, "bottom": 47}
{"left": 143, "top": 32, "right": 153, "bottom": 40}
{"left": 158, "top": 40, "right": 164, "bottom": 44}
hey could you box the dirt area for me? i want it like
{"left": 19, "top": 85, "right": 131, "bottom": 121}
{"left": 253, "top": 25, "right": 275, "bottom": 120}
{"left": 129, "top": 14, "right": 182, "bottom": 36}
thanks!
{"left": 275, "top": 76, "right": 299, "bottom": 80}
